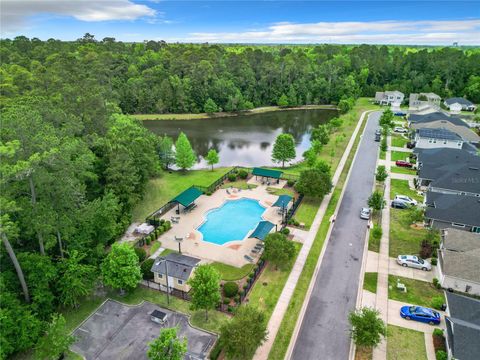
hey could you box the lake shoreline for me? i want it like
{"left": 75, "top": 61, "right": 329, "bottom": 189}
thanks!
{"left": 133, "top": 104, "right": 338, "bottom": 121}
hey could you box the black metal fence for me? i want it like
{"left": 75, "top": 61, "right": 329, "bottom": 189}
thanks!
{"left": 140, "top": 280, "right": 191, "bottom": 301}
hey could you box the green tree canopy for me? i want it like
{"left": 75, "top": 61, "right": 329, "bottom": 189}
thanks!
{"left": 158, "top": 135, "right": 176, "bottom": 170}
{"left": 205, "top": 149, "right": 219, "bottom": 171}
{"left": 311, "top": 124, "right": 331, "bottom": 145}
{"left": 271, "top": 133, "right": 296, "bottom": 168}
{"left": 375, "top": 165, "right": 388, "bottom": 182}
{"left": 101, "top": 243, "right": 141, "bottom": 293}
{"left": 204, "top": 98, "right": 219, "bottom": 113}
{"left": 348, "top": 307, "right": 386, "bottom": 349}
{"left": 368, "top": 191, "right": 386, "bottom": 212}
{"left": 277, "top": 94, "right": 289, "bottom": 107}
{"left": 379, "top": 109, "right": 394, "bottom": 128}
{"left": 147, "top": 327, "right": 187, "bottom": 360}
{"left": 263, "top": 232, "right": 296, "bottom": 270}
{"left": 295, "top": 169, "right": 332, "bottom": 198}
{"left": 175, "top": 132, "right": 196, "bottom": 171}
{"left": 34, "top": 314, "right": 75, "bottom": 360}
{"left": 187, "top": 264, "right": 221, "bottom": 320}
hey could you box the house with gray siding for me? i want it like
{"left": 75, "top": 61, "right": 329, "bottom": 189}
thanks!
{"left": 444, "top": 97, "right": 477, "bottom": 112}
{"left": 374, "top": 90, "right": 404, "bottom": 105}
{"left": 413, "top": 128, "right": 464, "bottom": 150}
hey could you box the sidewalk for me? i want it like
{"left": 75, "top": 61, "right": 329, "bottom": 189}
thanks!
{"left": 253, "top": 110, "right": 374, "bottom": 360}
{"left": 389, "top": 146, "right": 412, "bottom": 152}
{"left": 389, "top": 172, "right": 416, "bottom": 181}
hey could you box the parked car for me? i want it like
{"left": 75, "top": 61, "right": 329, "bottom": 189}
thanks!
{"left": 360, "top": 207, "right": 371, "bottom": 220}
{"left": 406, "top": 142, "right": 415, "bottom": 149}
{"left": 394, "top": 126, "right": 408, "bottom": 133}
{"left": 394, "top": 112, "right": 406, "bottom": 116}
{"left": 394, "top": 195, "right": 418, "bottom": 206}
{"left": 395, "top": 160, "right": 413, "bottom": 168}
{"left": 400, "top": 306, "right": 441, "bottom": 325}
{"left": 396, "top": 255, "right": 431, "bottom": 271}
{"left": 375, "top": 129, "right": 382, "bottom": 135}
{"left": 391, "top": 200, "right": 410, "bottom": 209}
{"left": 375, "top": 133, "right": 381, "bottom": 142}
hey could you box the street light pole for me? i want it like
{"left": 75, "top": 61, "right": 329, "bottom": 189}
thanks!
{"left": 163, "top": 258, "right": 170, "bottom": 305}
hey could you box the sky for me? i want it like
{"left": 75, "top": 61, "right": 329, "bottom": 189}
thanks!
{"left": 1, "top": 0, "right": 480, "bottom": 45}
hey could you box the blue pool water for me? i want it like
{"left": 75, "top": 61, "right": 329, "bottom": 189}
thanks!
{"left": 198, "top": 198, "right": 266, "bottom": 245}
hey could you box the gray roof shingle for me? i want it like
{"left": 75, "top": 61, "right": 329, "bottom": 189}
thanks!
{"left": 416, "top": 148, "right": 480, "bottom": 181}
{"left": 445, "top": 97, "right": 474, "bottom": 107}
{"left": 151, "top": 253, "right": 201, "bottom": 281}
{"left": 431, "top": 164, "right": 480, "bottom": 194}
{"left": 425, "top": 192, "right": 480, "bottom": 227}
{"left": 409, "top": 112, "right": 468, "bottom": 128}
{"left": 417, "top": 128, "right": 462, "bottom": 141}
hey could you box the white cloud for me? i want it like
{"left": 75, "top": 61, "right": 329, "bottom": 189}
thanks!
{"left": 1, "top": 0, "right": 156, "bottom": 34}
{"left": 183, "top": 19, "right": 480, "bottom": 45}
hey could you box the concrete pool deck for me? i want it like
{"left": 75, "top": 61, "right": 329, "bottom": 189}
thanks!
{"left": 157, "top": 184, "right": 284, "bottom": 267}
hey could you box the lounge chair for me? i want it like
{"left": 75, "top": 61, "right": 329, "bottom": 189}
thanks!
{"left": 175, "top": 236, "right": 183, "bottom": 241}
{"left": 255, "top": 243, "right": 264, "bottom": 249}
{"left": 244, "top": 255, "right": 254, "bottom": 262}
{"left": 226, "top": 189, "right": 231, "bottom": 195}
{"left": 251, "top": 248, "right": 259, "bottom": 254}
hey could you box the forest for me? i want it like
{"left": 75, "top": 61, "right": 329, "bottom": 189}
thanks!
{"left": 1, "top": 34, "right": 479, "bottom": 359}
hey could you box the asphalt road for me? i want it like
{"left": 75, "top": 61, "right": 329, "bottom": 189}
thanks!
{"left": 291, "top": 111, "right": 381, "bottom": 360}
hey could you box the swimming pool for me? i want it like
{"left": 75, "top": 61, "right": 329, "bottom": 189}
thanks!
{"left": 197, "top": 198, "right": 266, "bottom": 245}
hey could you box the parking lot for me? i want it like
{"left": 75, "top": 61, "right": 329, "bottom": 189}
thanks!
{"left": 71, "top": 300, "right": 217, "bottom": 360}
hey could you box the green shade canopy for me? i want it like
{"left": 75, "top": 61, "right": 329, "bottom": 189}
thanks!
{"left": 170, "top": 187, "right": 203, "bottom": 207}
{"left": 250, "top": 221, "right": 275, "bottom": 241}
{"left": 252, "top": 167, "right": 283, "bottom": 179}
{"left": 273, "top": 195, "right": 292, "bottom": 208}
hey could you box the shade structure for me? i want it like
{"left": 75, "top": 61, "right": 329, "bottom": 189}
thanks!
{"left": 272, "top": 194, "right": 292, "bottom": 208}
{"left": 170, "top": 187, "right": 202, "bottom": 207}
{"left": 250, "top": 221, "right": 275, "bottom": 240}
{"left": 252, "top": 167, "right": 283, "bottom": 179}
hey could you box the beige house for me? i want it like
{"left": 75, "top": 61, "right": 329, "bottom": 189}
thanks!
{"left": 374, "top": 90, "right": 404, "bottom": 105}
{"left": 409, "top": 92, "right": 441, "bottom": 111}
{"left": 151, "top": 253, "right": 201, "bottom": 293}
{"left": 410, "top": 120, "right": 480, "bottom": 143}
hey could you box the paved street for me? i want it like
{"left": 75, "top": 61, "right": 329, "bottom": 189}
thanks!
{"left": 291, "top": 112, "right": 381, "bottom": 360}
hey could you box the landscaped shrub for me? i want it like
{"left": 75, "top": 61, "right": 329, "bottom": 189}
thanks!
{"left": 141, "top": 258, "right": 155, "bottom": 280}
{"left": 287, "top": 179, "right": 296, "bottom": 187}
{"left": 238, "top": 169, "right": 248, "bottom": 179}
{"left": 371, "top": 225, "right": 382, "bottom": 241}
{"left": 209, "top": 340, "right": 223, "bottom": 360}
{"left": 227, "top": 173, "right": 237, "bottom": 182}
{"left": 159, "top": 219, "right": 166, "bottom": 226}
{"left": 248, "top": 272, "right": 255, "bottom": 280}
{"left": 419, "top": 239, "right": 433, "bottom": 258}
{"left": 145, "top": 236, "right": 151, "bottom": 246}
{"left": 431, "top": 258, "right": 438, "bottom": 266}
{"left": 164, "top": 221, "right": 172, "bottom": 230}
{"left": 243, "top": 284, "right": 249, "bottom": 290}
{"left": 433, "top": 278, "right": 441, "bottom": 289}
{"left": 281, "top": 227, "right": 290, "bottom": 235}
{"left": 433, "top": 328, "right": 444, "bottom": 337}
{"left": 431, "top": 296, "right": 444, "bottom": 310}
{"left": 134, "top": 247, "right": 147, "bottom": 262}
{"left": 227, "top": 306, "right": 235, "bottom": 313}
{"left": 223, "top": 281, "right": 239, "bottom": 298}
{"left": 223, "top": 298, "right": 230, "bottom": 305}
{"left": 435, "top": 350, "right": 447, "bottom": 360}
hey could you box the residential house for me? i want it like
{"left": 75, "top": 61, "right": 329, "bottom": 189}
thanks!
{"left": 437, "top": 228, "right": 480, "bottom": 295}
{"left": 409, "top": 92, "right": 441, "bottom": 111}
{"left": 444, "top": 292, "right": 480, "bottom": 360}
{"left": 410, "top": 120, "right": 480, "bottom": 144}
{"left": 444, "top": 97, "right": 477, "bottom": 112}
{"left": 408, "top": 112, "right": 468, "bottom": 128}
{"left": 150, "top": 253, "right": 201, "bottom": 293}
{"left": 374, "top": 90, "right": 404, "bottom": 106}
{"left": 425, "top": 191, "right": 480, "bottom": 232}
{"left": 413, "top": 128, "right": 463, "bottom": 150}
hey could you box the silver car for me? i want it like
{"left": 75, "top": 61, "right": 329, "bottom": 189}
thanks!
{"left": 396, "top": 255, "right": 431, "bottom": 271}
{"left": 360, "top": 207, "right": 371, "bottom": 220}
{"left": 394, "top": 195, "right": 418, "bottom": 206}
{"left": 394, "top": 126, "right": 408, "bottom": 133}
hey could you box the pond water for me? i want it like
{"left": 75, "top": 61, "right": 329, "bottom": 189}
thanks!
{"left": 142, "top": 109, "right": 337, "bottom": 168}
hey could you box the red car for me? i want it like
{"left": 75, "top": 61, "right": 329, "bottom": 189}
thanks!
{"left": 396, "top": 160, "right": 413, "bottom": 168}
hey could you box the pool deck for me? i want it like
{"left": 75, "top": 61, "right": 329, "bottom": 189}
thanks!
{"left": 156, "top": 183, "right": 285, "bottom": 267}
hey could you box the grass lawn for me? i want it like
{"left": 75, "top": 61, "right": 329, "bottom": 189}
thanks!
{"left": 149, "top": 241, "right": 161, "bottom": 256}
{"left": 379, "top": 149, "right": 386, "bottom": 160}
{"left": 389, "top": 208, "right": 427, "bottom": 257}
{"left": 391, "top": 136, "right": 409, "bottom": 148}
{"left": 390, "top": 179, "right": 423, "bottom": 203}
{"left": 267, "top": 186, "right": 296, "bottom": 197}
{"left": 391, "top": 166, "right": 416, "bottom": 175}
{"left": 211, "top": 262, "right": 255, "bottom": 281}
{"left": 131, "top": 167, "right": 232, "bottom": 221}
{"left": 363, "top": 272, "right": 378, "bottom": 293}
{"left": 387, "top": 325, "right": 427, "bottom": 360}
{"left": 248, "top": 242, "right": 302, "bottom": 319}
{"left": 64, "top": 351, "right": 83, "bottom": 360}
{"left": 294, "top": 197, "right": 321, "bottom": 229}
{"left": 160, "top": 248, "right": 177, "bottom": 256}
{"left": 388, "top": 275, "right": 444, "bottom": 307}
{"left": 221, "top": 180, "right": 256, "bottom": 190}
{"left": 368, "top": 224, "right": 381, "bottom": 252}
{"left": 390, "top": 151, "right": 411, "bottom": 162}
{"left": 62, "top": 295, "right": 106, "bottom": 333}
{"left": 355, "top": 347, "right": 373, "bottom": 360}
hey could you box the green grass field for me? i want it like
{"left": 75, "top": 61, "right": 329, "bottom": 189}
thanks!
{"left": 368, "top": 224, "right": 381, "bottom": 252}
{"left": 220, "top": 180, "right": 257, "bottom": 190}
{"left": 391, "top": 151, "right": 411, "bottom": 162}
{"left": 391, "top": 135, "right": 409, "bottom": 148}
{"left": 390, "top": 179, "right": 423, "bottom": 203}
{"left": 388, "top": 275, "right": 444, "bottom": 307}
{"left": 211, "top": 262, "right": 255, "bottom": 281}
{"left": 266, "top": 186, "right": 295, "bottom": 197}
{"left": 389, "top": 208, "right": 428, "bottom": 257}
{"left": 363, "top": 272, "right": 378, "bottom": 293}
{"left": 387, "top": 325, "right": 427, "bottom": 360}
{"left": 390, "top": 166, "right": 417, "bottom": 175}
{"left": 294, "top": 197, "right": 322, "bottom": 229}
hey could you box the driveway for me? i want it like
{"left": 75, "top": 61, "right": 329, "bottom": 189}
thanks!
{"left": 71, "top": 300, "right": 216, "bottom": 360}
{"left": 387, "top": 299, "right": 446, "bottom": 333}
{"left": 388, "top": 258, "right": 435, "bottom": 282}
{"left": 291, "top": 112, "right": 381, "bottom": 360}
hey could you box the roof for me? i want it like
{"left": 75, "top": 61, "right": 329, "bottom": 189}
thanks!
{"left": 444, "top": 292, "right": 480, "bottom": 360}
{"left": 425, "top": 192, "right": 480, "bottom": 227}
{"left": 250, "top": 221, "right": 275, "bottom": 240}
{"left": 416, "top": 148, "right": 480, "bottom": 181}
{"left": 150, "top": 310, "right": 167, "bottom": 321}
{"left": 273, "top": 194, "right": 292, "bottom": 208}
{"left": 445, "top": 97, "right": 474, "bottom": 107}
{"left": 170, "top": 187, "right": 203, "bottom": 207}
{"left": 385, "top": 90, "right": 404, "bottom": 97}
{"left": 150, "top": 253, "right": 201, "bottom": 281}
{"left": 252, "top": 167, "right": 283, "bottom": 179}
{"left": 417, "top": 128, "right": 462, "bottom": 141}
{"left": 422, "top": 92, "right": 441, "bottom": 100}
{"left": 408, "top": 112, "right": 468, "bottom": 128}
{"left": 430, "top": 164, "right": 480, "bottom": 194}
{"left": 410, "top": 120, "right": 480, "bottom": 142}
{"left": 443, "top": 228, "right": 480, "bottom": 252}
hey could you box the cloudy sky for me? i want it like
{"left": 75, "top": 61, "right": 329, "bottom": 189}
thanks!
{"left": 1, "top": 0, "right": 479, "bottom": 45}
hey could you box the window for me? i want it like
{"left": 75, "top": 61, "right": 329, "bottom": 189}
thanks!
{"left": 472, "top": 227, "right": 480, "bottom": 234}
{"left": 158, "top": 274, "right": 163, "bottom": 279}
{"left": 452, "top": 223, "right": 465, "bottom": 228}
{"left": 177, "top": 279, "right": 183, "bottom": 285}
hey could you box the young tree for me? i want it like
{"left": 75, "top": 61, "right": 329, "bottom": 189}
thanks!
{"left": 287, "top": 86, "right": 298, "bottom": 106}
{"left": 315, "top": 159, "right": 331, "bottom": 176}
{"left": 263, "top": 233, "right": 296, "bottom": 270}
{"left": 187, "top": 264, "right": 221, "bottom": 320}
{"left": 220, "top": 306, "right": 267, "bottom": 360}
{"left": 147, "top": 327, "right": 187, "bottom": 360}
{"left": 303, "top": 148, "right": 317, "bottom": 168}
{"left": 375, "top": 165, "right": 388, "bottom": 182}
{"left": 408, "top": 207, "right": 424, "bottom": 225}
{"left": 204, "top": 98, "right": 218, "bottom": 114}
{"left": 311, "top": 124, "right": 330, "bottom": 145}
{"left": 101, "top": 243, "right": 141, "bottom": 293}
{"left": 272, "top": 133, "right": 296, "bottom": 168}
{"left": 295, "top": 169, "right": 332, "bottom": 198}
{"left": 277, "top": 94, "right": 289, "bottom": 107}
{"left": 34, "top": 314, "right": 74, "bottom": 360}
{"left": 57, "top": 250, "right": 97, "bottom": 308}
{"left": 175, "top": 132, "right": 196, "bottom": 171}
{"left": 379, "top": 109, "right": 394, "bottom": 128}
{"left": 205, "top": 149, "right": 219, "bottom": 171}
{"left": 158, "top": 135, "right": 176, "bottom": 170}
{"left": 348, "top": 307, "right": 386, "bottom": 349}
{"left": 368, "top": 191, "right": 386, "bottom": 213}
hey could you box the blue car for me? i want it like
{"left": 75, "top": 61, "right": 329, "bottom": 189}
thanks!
{"left": 400, "top": 306, "right": 441, "bottom": 325}
{"left": 394, "top": 112, "right": 406, "bottom": 116}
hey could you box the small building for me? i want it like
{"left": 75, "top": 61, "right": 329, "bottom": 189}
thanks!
{"left": 151, "top": 253, "right": 201, "bottom": 293}
{"left": 413, "top": 128, "right": 463, "bottom": 150}
{"left": 150, "top": 309, "right": 168, "bottom": 324}
{"left": 444, "top": 97, "right": 477, "bottom": 112}
{"left": 444, "top": 292, "right": 480, "bottom": 360}
{"left": 374, "top": 90, "right": 404, "bottom": 106}
{"left": 252, "top": 167, "right": 283, "bottom": 184}
{"left": 409, "top": 92, "right": 441, "bottom": 111}
{"left": 425, "top": 191, "right": 480, "bottom": 232}
{"left": 437, "top": 229, "right": 480, "bottom": 296}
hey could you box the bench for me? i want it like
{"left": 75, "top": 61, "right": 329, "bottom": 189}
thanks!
{"left": 396, "top": 279, "right": 407, "bottom": 293}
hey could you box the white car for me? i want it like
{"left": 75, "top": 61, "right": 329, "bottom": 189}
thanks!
{"left": 396, "top": 255, "right": 431, "bottom": 271}
{"left": 394, "top": 126, "right": 408, "bottom": 133}
{"left": 360, "top": 207, "right": 371, "bottom": 220}
{"left": 394, "top": 195, "right": 418, "bottom": 206}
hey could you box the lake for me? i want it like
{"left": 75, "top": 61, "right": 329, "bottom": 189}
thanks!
{"left": 142, "top": 109, "right": 337, "bottom": 169}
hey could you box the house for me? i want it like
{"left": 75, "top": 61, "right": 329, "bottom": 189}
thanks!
{"left": 408, "top": 112, "right": 469, "bottom": 128}
{"left": 444, "top": 292, "right": 480, "bottom": 360}
{"left": 437, "top": 228, "right": 480, "bottom": 295}
{"left": 425, "top": 191, "right": 480, "bottom": 232}
{"left": 413, "top": 128, "right": 463, "bottom": 150}
{"left": 410, "top": 120, "right": 480, "bottom": 143}
{"left": 374, "top": 90, "right": 404, "bottom": 106}
{"left": 444, "top": 97, "right": 477, "bottom": 112}
{"left": 409, "top": 92, "right": 441, "bottom": 111}
{"left": 150, "top": 253, "right": 201, "bottom": 293}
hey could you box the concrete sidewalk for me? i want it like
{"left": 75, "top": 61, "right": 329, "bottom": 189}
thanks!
{"left": 389, "top": 172, "right": 416, "bottom": 181}
{"left": 390, "top": 146, "right": 412, "bottom": 153}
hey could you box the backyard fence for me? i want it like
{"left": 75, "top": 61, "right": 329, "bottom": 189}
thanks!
{"left": 140, "top": 280, "right": 191, "bottom": 301}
